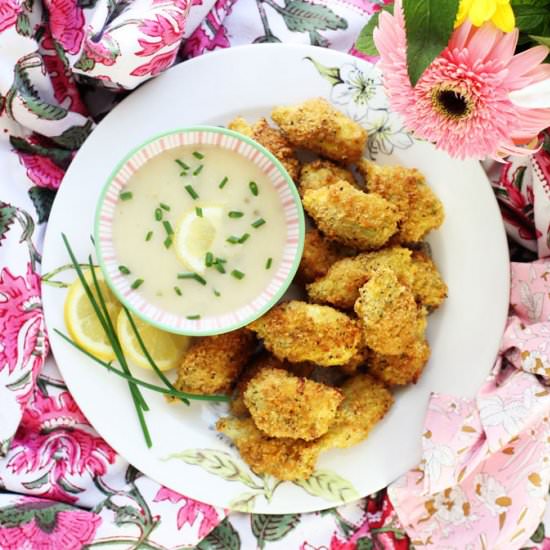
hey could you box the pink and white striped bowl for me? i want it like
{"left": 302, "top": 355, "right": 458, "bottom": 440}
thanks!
{"left": 94, "top": 126, "right": 305, "bottom": 336}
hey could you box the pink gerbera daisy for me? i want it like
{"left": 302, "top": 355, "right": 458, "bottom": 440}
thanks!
{"left": 373, "top": 0, "right": 550, "bottom": 159}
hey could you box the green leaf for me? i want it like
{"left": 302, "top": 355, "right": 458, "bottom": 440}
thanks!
{"left": 6, "top": 369, "right": 32, "bottom": 391}
{"left": 28, "top": 186, "right": 56, "bottom": 224}
{"left": 530, "top": 34, "right": 550, "bottom": 46}
{"left": 356, "top": 5, "right": 394, "bottom": 56}
{"left": 0, "top": 203, "right": 16, "bottom": 244}
{"left": 228, "top": 491, "right": 260, "bottom": 512}
{"left": 403, "top": 0, "right": 459, "bottom": 86}
{"left": 51, "top": 120, "right": 93, "bottom": 149}
{"left": 304, "top": 56, "right": 342, "bottom": 86}
{"left": 74, "top": 51, "right": 95, "bottom": 72}
{"left": 513, "top": 3, "right": 550, "bottom": 35}
{"left": 197, "top": 518, "right": 241, "bottom": 550}
{"left": 280, "top": 0, "right": 348, "bottom": 33}
{"left": 356, "top": 538, "right": 374, "bottom": 550}
{"left": 294, "top": 470, "right": 359, "bottom": 502}
{"left": 166, "top": 449, "right": 260, "bottom": 489}
{"left": 251, "top": 514, "right": 300, "bottom": 549}
{"left": 22, "top": 472, "right": 50, "bottom": 490}
{"left": 0, "top": 502, "right": 72, "bottom": 529}
{"left": 530, "top": 521, "right": 545, "bottom": 543}
{"left": 16, "top": 13, "right": 31, "bottom": 36}
{"left": 9, "top": 136, "right": 72, "bottom": 166}
{"left": 22, "top": 96, "right": 67, "bottom": 120}
{"left": 58, "top": 477, "right": 84, "bottom": 494}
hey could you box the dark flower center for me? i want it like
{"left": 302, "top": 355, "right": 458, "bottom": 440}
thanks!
{"left": 432, "top": 87, "right": 472, "bottom": 120}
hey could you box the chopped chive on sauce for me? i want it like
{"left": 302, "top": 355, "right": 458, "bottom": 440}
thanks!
{"left": 154, "top": 208, "right": 163, "bottom": 221}
{"left": 131, "top": 278, "right": 144, "bottom": 289}
{"left": 185, "top": 185, "right": 199, "bottom": 200}
{"left": 162, "top": 220, "right": 174, "bottom": 235}
{"left": 195, "top": 208, "right": 203, "bottom": 219}
{"left": 219, "top": 176, "right": 228, "bottom": 189}
{"left": 174, "top": 286, "right": 182, "bottom": 296}
{"left": 160, "top": 203, "right": 170, "bottom": 211}
{"left": 226, "top": 236, "right": 240, "bottom": 244}
{"left": 238, "top": 233, "right": 250, "bottom": 244}
{"left": 175, "top": 159, "right": 189, "bottom": 171}
{"left": 205, "top": 252, "right": 214, "bottom": 267}
{"left": 249, "top": 181, "right": 259, "bottom": 196}
{"left": 177, "top": 272, "right": 207, "bottom": 285}
{"left": 145, "top": 230, "right": 153, "bottom": 241}
{"left": 186, "top": 314, "right": 201, "bottom": 320}
{"left": 163, "top": 236, "right": 173, "bottom": 249}
{"left": 120, "top": 191, "right": 133, "bottom": 201}
{"left": 192, "top": 151, "right": 204, "bottom": 160}
{"left": 118, "top": 265, "right": 131, "bottom": 275}
{"left": 213, "top": 289, "right": 221, "bottom": 297}
{"left": 251, "top": 218, "right": 266, "bottom": 229}
{"left": 265, "top": 257, "right": 273, "bottom": 269}
{"left": 213, "top": 259, "right": 226, "bottom": 274}
{"left": 231, "top": 270, "right": 245, "bottom": 280}
{"left": 228, "top": 211, "right": 243, "bottom": 218}
{"left": 193, "top": 165, "right": 204, "bottom": 176}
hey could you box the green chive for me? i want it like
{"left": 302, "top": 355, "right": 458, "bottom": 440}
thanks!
{"left": 219, "top": 176, "right": 228, "bottom": 189}
{"left": 251, "top": 218, "right": 266, "bottom": 228}
{"left": 131, "top": 278, "right": 144, "bottom": 289}
{"left": 187, "top": 314, "right": 201, "bottom": 320}
{"left": 205, "top": 252, "right": 214, "bottom": 267}
{"left": 177, "top": 272, "right": 207, "bottom": 285}
{"left": 193, "top": 165, "right": 203, "bottom": 176}
{"left": 265, "top": 257, "right": 273, "bottom": 269}
{"left": 145, "top": 230, "right": 153, "bottom": 241}
{"left": 238, "top": 233, "right": 250, "bottom": 244}
{"left": 155, "top": 208, "right": 163, "bottom": 221}
{"left": 185, "top": 185, "right": 199, "bottom": 200}
{"left": 196, "top": 207, "right": 203, "bottom": 217}
{"left": 160, "top": 203, "right": 170, "bottom": 211}
{"left": 231, "top": 270, "right": 245, "bottom": 280}
{"left": 213, "top": 289, "right": 221, "bottom": 297}
{"left": 174, "top": 286, "right": 182, "bottom": 296}
{"left": 249, "top": 181, "right": 259, "bottom": 196}
{"left": 226, "top": 236, "right": 240, "bottom": 244}
{"left": 120, "top": 191, "right": 133, "bottom": 201}
{"left": 228, "top": 211, "right": 244, "bottom": 218}
{"left": 118, "top": 265, "right": 131, "bottom": 275}
{"left": 193, "top": 151, "right": 204, "bottom": 160}
{"left": 213, "top": 259, "right": 226, "bottom": 274}
{"left": 176, "top": 159, "right": 189, "bottom": 170}
{"left": 163, "top": 236, "right": 173, "bottom": 249}
{"left": 162, "top": 220, "right": 174, "bottom": 235}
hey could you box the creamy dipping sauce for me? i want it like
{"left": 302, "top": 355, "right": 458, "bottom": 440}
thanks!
{"left": 111, "top": 145, "right": 287, "bottom": 318}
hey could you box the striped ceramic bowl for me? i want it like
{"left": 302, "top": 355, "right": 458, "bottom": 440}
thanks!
{"left": 94, "top": 126, "right": 305, "bottom": 336}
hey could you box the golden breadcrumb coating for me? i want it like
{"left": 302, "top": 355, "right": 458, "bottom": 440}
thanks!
{"left": 271, "top": 98, "right": 367, "bottom": 163}
{"left": 216, "top": 416, "right": 321, "bottom": 481}
{"left": 244, "top": 367, "right": 343, "bottom": 440}
{"left": 302, "top": 181, "right": 400, "bottom": 250}
{"left": 307, "top": 247, "right": 414, "bottom": 309}
{"left": 358, "top": 160, "right": 444, "bottom": 242}
{"left": 173, "top": 329, "right": 256, "bottom": 395}
{"left": 354, "top": 269, "right": 427, "bottom": 355}
{"left": 298, "top": 228, "right": 345, "bottom": 283}
{"left": 317, "top": 374, "right": 393, "bottom": 450}
{"left": 248, "top": 301, "right": 362, "bottom": 366}
{"left": 368, "top": 339, "right": 431, "bottom": 386}
{"left": 228, "top": 117, "right": 300, "bottom": 181}
{"left": 337, "top": 345, "right": 369, "bottom": 376}
{"left": 299, "top": 159, "right": 357, "bottom": 195}
{"left": 411, "top": 251, "right": 448, "bottom": 309}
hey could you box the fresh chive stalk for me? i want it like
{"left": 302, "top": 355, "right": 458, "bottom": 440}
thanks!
{"left": 162, "top": 220, "right": 174, "bottom": 235}
{"left": 131, "top": 278, "right": 144, "bottom": 289}
{"left": 213, "top": 289, "right": 221, "bottom": 297}
{"left": 205, "top": 252, "right": 214, "bottom": 267}
{"left": 192, "top": 151, "right": 204, "bottom": 160}
{"left": 238, "top": 233, "right": 250, "bottom": 244}
{"left": 163, "top": 237, "right": 173, "bottom": 249}
{"left": 265, "top": 257, "right": 273, "bottom": 269}
{"left": 177, "top": 272, "right": 207, "bottom": 285}
{"left": 186, "top": 314, "right": 201, "bottom": 320}
{"left": 154, "top": 208, "right": 163, "bottom": 221}
{"left": 226, "top": 236, "right": 240, "bottom": 244}
{"left": 185, "top": 185, "right": 199, "bottom": 200}
{"left": 160, "top": 203, "right": 170, "bottom": 211}
{"left": 174, "top": 286, "right": 182, "bottom": 296}
{"left": 196, "top": 207, "right": 203, "bottom": 217}
{"left": 213, "top": 259, "right": 226, "bottom": 274}
{"left": 120, "top": 191, "right": 133, "bottom": 201}
{"left": 175, "top": 159, "right": 189, "bottom": 170}
{"left": 219, "top": 176, "right": 228, "bottom": 189}
{"left": 231, "top": 270, "right": 245, "bottom": 280}
{"left": 228, "top": 211, "right": 243, "bottom": 218}
{"left": 193, "top": 165, "right": 203, "bottom": 176}
{"left": 118, "top": 265, "right": 130, "bottom": 275}
{"left": 249, "top": 181, "right": 259, "bottom": 196}
{"left": 251, "top": 218, "right": 266, "bottom": 228}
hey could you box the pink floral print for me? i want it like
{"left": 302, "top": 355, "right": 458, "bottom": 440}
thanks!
{"left": 43, "top": 0, "right": 85, "bottom": 55}
{"left": 0, "top": 0, "right": 21, "bottom": 33}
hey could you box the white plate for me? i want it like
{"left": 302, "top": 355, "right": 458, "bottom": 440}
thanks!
{"left": 42, "top": 44, "right": 510, "bottom": 514}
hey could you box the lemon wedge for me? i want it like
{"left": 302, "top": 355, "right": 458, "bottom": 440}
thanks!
{"left": 64, "top": 270, "right": 121, "bottom": 362}
{"left": 116, "top": 310, "right": 191, "bottom": 371}
{"left": 175, "top": 207, "right": 223, "bottom": 272}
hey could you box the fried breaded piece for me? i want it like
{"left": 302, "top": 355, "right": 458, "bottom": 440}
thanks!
{"left": 354, "top": 269, "right": 427, "bottom": 355}
{"left": 244, "top": 368, "right": 342, "bottom": 440}
{"left": 299, "top": 159, "right": 357, "bottom": 195}
{"left": 411, "top": 251, "right": 448, "bottom": 309}
{"left": 228, "top": 117, "right": 300, "bottom": 181}
{"left": 368, "top": 340, "right": 431, "bottom": 385}
{"left": 217, "top": 417, "right": 321, "bottom": 481}
{"left": 298, "top": 228, "right": 345, "bottom": 283}
{"left": 337, "top": 345, "right": 369, "bottom": 376}
{"left": 173, "top": 329, "right": 256, "bottom": 395}
{"left": 272, "top": 98, "right": 367, "bottom": 163}
{"left": 358, "top": 160, "right": 444, "bottom": 242}
{"left": 317, "top": 374, "right": 393, "bottom": 450}
{"left": 302, "top": 181, "right": 400, "bottom": 250}
{"left": 248, "top": 301, "right": 361, "bottom": 366}
{"left": 307, "top": 247, "right": 414, "bottom": 309}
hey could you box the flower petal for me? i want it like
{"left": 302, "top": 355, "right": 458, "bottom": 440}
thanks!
{"left": 469, "top": 0, "right": 497, "bottom": 26}
{"left": 491, "top": 3, "right": 515, "bottom": 32}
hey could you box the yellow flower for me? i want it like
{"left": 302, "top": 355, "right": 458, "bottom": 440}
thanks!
{"left": 455, "top": 0, "right": 515, "bottom": 32}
